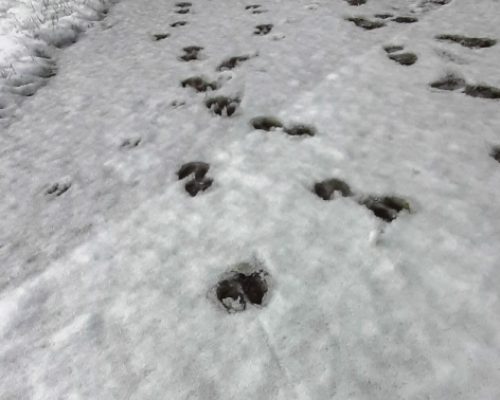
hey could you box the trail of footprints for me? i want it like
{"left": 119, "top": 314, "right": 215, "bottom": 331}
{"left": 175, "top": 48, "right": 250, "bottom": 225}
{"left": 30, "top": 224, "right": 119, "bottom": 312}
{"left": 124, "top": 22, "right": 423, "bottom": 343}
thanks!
{"left": 40, "top": 1, "right": 500, "bottom": 315}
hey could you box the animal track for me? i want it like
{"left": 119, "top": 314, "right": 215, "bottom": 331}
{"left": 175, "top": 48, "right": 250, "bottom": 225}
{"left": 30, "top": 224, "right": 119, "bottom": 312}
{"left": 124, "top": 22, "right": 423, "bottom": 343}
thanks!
{"left": 179, "top": 46, "right": 203, "bottom": 61}
{"left": 430, "top": 73, "right": 466, "bottom": 91}
{"left": 250, "top": 116, "right": 284, "bottom": 131}
{"left": 345, "top": 0, "right": 367, "bottom": 5}
{"left": 175, "top": 2, "right": 191, "bottom": 6}
{"left": 464, "top": 85, "right": 500, "bottom": 100}
{"left": 177, "top": 161, "right": 213, "bottom": 196}
{"left": 215, "top": 266, "right": 270, "bottom": 313}
{"left": 360, "top": 195, "right": 411, "bottom": 222}
{"left": 384, "top": 45, "right": 404, "bottom": 53}
{"left": 121, "top": 138, "right": 141, "bottom": 148}
{"left": 181, "top": 76, "right": 218, "bottom": 92}
{"left": 205, "top": 96, "right": 240, "bottom": 116}
{"left": 153, "top": 33, "right": 169, "bottom": 41}
{"left": 245, "top": 4, "right": 261, "bottom": 10}
{"left": 314, "top": 178, "right": 352, "bottom": 200}
{"left": 490, "top": 146, "right": 500, "bottom": 163}
{"left": 392, "top": 16, "right": 418, "bottom": 23}
{"left": 216, "top": 55, "right": 250, "bottom": 71}
{"left": 254, "top": 24, "right": 273, "bottom": 35}
{"left": 284, "top": 124, "right": 316, "bottom": 137}
{"left": 46, "top": 182, "right": 71, "bottom": 197}
{"left": 175, "top": 2, "right": 191, "bottom": 14}
{"left": 171, "top": 21, "right": 188, "bottom": 27}
{"left": 435, "top": 34, "right": 497, "bottom": 49}
{"left": 346, "top": 17, "right": 385, "bottom": 30}
{"left": 388, "top": 52, "right": 418, "bottom": 66}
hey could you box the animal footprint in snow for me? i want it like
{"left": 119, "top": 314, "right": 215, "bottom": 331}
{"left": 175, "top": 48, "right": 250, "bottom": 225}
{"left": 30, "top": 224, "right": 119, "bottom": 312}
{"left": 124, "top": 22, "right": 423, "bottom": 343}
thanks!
{"left": 254, "top": 24, "right": 273, "bottom": 35}
{"left": 435, "top": 34, "right": 496, "bottom": 49}
{"left": 120, "top": 138, "right": 141, "bottom": 149}
{"left": 346, "top": 17, "right": 385, "bottom": 30}
{"left": 46, "top": 182, "right": 71, "bottom": 197}
{"left": 392, "top": 16, "right": 418, "bottom": 23}
{"left": 383, "top": 45, "right": 417, "bottom": 66}
{"left": 345, "top": 0, "right": 367, "bottom": 5}
{"left": 314, "top": 178, "right": 353, "bottom": 200}
{"left": 179, "top": 46, "right": 203, "bottom": 61}
{"left": 205, "top": 96, "right": 240, "bottom": 116}
{"left": 152, "top": 33, "right": 169, "bottom": 41}
{"left": 175, "top": 2, "right": 191, "bottom": 14}
{"left": 181, "top": 76, "right": 218, "bottom": 92}
{"left": 250, "top": 116, "right": 316, "bottom": 137}
{"left": 490, "top": 146, "right": 500, "bottom": 163}
{"left": 216, "top": 55, "right": 250, "bottom": 71}
{"left": 374, "top": 13, "right": 393, "bottom": 19}
{"left": 177, "top": 161, "right": 213, "bottom": 197}
{"left": 171, "top": 21, "right": 188, "bottom": 27}
{"left": 429, "top": 73, "right": 466, "bottom": 91}
{"left": 464, "top": 85, "right": 500, "bottom": 100}
{"left": 245, "top": 4, "right": 261, "bottom": 10}
{"left": 359, "top": 195, "right": 411, "bottom": 222}
{"left": 215, "top": 266, "right": 270, "bottom": 313}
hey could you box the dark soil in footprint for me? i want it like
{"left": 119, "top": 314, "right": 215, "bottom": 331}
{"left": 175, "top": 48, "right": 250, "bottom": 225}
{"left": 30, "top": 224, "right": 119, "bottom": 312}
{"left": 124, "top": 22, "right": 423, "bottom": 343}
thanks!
{"left": 360, "top": 195, "right": 410, "bottom": 222}
{"left": 177, "top": 161, "right": 213, "bottom": 196}
{"left": 153, "top": 33, "right": 169, "bottom": 41}
{"left": 46, "top": 182, "right": 71, "bottom": 197}
{"left": 216, "top": 55, "right": 250, "bottom": 71}
{"left": 346, "top": 17, "right": 385, "bottom": 30}
{"left": 384, "top": 45, "right": 404, "bottom": 53}
{"left": 435, "top": 34, "right": 497, "bottom": 49}
{"left": 205, "top": 96, "right": 240, "bottom": 116}
{"left": 181, "top": 76, "right": 218, "bottom": 92}
{"left": 121, "top": 138, "right": 141, "bottom": 148}
{"left": 464, "top": 85, "right": 500, "bottom": 100}
{"left": 250, "top": 116, "right": 284, "bottom": 131}
{"left": 254, "top": 24, "right": 273, "bottom": 35}
{"left": 392, "top": 16, "right": 418, "bottom": 23}
{"left": 490, "top": 146, "right": 500, "bottom": 163}
{"left": 177, "top": 161, "right": 210, "bottom": 180}
{"left": 345, "top": 0, "right": 367, "bottom": 5}
{"left": 179, "top": 46, "right": 203, "bottom": 61}
{"left": 171, "top": 21, "right": 188, "bottom": 27}
{"left": 284, "top": 124, "right": 316, "bottom": 137}
{"left": 430, "top": 73, "right": 466, "bottom": 91}
{"left": 314, "top": 178, "right": 352, "bottom": 200}
{"left": 215, "top": 269, "right": 269, "bottom": 313}
{"left": 388, "top": 52, "right": 418, "bottom": 66}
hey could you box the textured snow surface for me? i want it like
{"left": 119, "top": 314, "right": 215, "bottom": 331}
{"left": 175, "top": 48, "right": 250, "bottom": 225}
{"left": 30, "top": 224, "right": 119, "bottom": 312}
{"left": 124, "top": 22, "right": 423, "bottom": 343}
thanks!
{"left": 1, "top": 0, "right": 500, "bottom": 399}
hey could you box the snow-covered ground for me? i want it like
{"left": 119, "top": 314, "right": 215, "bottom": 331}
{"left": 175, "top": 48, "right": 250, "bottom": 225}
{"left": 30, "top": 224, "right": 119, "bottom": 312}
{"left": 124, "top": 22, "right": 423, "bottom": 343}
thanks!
{"left": 1, "top": 0, "right": 500, "bottom": 398}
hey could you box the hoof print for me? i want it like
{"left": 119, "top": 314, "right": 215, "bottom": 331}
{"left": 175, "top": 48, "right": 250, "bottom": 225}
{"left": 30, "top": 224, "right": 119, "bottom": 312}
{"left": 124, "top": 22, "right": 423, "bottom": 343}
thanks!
{"left": 388, "top": 52, "right": 417, "bottom": 66}
{"left": 205, "top": 96, "right": 240, "bottom": 116}
{"left": 345, "top": 0, "right": 367, "bottom": 5}
{"left": 215, "top": 266, "right": 270, "bottom": 313}
{"left": 392, "top": 16, "right": 418, "bottom": 23}
{"left": 284, "top": 124, "right": 316, "bottom": 137}
{"left": 121, "top": 138, "right": 141, "bottom": 148}
{"left": 46, "top": 182, "right": 71, "bottom": 197}
{"left": 346, "top": 17, "right": 385, "bottom": 30}
{"left": 177, "top": 161, "right": 213, "bottom": 196}
{"left": 171, "top": 21, "right": 188, "bottom": 27}
{"left": 360, "top": 195, "right": 410, "bottom": 222}
{"left": 180, "top": 46, "right": 203, "bottom": 61}
{"left": 245, "top": 4, "right": 261, "bottom": 10}
{"left": 435, "top": 34, "right": 496, "bottom": 49}
{"left": 216, "top": 55, "right": 250, "bottom": 71}
{"left": 181, "top": 76, "right": 218, "bottom": 92}
{"left": 250, "top": 116, "right": 284, "bottom": 131}
{"left": 430, "top": 73, "right": 466, "bottom": 91}
{"left": 153, "top": 33, "right": 169, "bottom": 41}
{"left": 383, "top": 45, "right": 404, "bottom": 53}
{"left": 464, "top": 85, "right": 500, "bottom": 100}
{"left": 314, "top": 178, "right": 352, "bottom": 200}
{"left": 490, "top": 146, "right": 500, "bottom": 163}
{"left": 254, "top": 24, "right": 273, "bottom": 35}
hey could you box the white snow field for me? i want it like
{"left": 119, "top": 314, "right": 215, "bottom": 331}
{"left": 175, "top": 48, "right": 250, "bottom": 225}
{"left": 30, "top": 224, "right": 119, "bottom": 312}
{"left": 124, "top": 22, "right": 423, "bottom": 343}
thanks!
{"left": 1, "top": 0, "right": 500, "bottom": 398}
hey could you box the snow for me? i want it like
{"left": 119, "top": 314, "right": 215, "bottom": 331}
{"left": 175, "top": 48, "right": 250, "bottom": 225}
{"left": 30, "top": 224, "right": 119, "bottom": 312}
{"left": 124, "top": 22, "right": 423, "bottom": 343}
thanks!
{"left": 1, "top": 0, "right": 500, "bottom": 399}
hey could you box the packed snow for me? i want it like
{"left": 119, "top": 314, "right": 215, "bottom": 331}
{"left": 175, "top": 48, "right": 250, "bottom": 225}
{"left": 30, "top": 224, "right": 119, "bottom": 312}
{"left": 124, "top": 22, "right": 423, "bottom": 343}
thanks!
{"left": 1, "top": 0, "right": 500, "bottom": 399}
